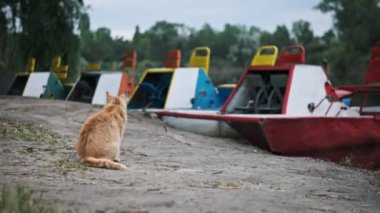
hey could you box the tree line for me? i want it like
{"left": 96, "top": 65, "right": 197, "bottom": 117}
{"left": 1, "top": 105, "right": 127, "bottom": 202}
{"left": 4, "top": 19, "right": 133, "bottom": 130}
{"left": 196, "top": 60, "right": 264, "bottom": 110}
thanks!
{"left": 1, "top": 0, "right": 380, "bottom": 85}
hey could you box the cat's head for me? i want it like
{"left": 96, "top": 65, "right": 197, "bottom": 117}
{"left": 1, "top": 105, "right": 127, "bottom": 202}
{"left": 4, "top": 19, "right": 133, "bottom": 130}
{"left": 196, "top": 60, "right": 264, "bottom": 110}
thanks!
{"left": 106, "top": 92, "right": 128, "bottom": 108}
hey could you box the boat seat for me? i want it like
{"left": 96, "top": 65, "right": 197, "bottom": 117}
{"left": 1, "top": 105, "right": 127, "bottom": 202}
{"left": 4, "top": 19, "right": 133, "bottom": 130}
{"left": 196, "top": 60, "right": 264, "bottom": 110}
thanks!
{"left": 50, "top": 56, "right": 69, "bottom": 81}
{"left": 366, "top": 41, "right": 380, "bottom": 84}
{"left": 53, "top": 65, "right": 69, "bottom": 81}
{"left": 251, "top": 46, "right": 278, "bottom": 66}
{"left": 122, "top": 50, "right": 137, "bottom": 70}
{"left": 235, "top": 82, "right": 283, "bottom": 114}
{"left": 25, "top": 58, "right": 35, "bottom": 73}
{"left": 85, "top": 63, "right": 101, "bottom": 71}
{"left": 366, "top": 62, "right": 380, "bottom": 84}
{"left": 164, "top": 49, "right": 181, "bottom": 68}
{"left": 277, "top": 45, "right": 305, "bottom": 65}
{"left": 254, "top": 83, "right": 283, "bottom": 114}
{"left": 189, "top": 47, "right": 210, "bottom": 73}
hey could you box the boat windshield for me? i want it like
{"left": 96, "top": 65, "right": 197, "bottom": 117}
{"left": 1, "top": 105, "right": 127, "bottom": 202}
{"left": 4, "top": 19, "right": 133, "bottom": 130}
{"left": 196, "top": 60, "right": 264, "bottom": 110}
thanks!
{"left": 128, "top": 72, "right": 173, "bottom": 109}
{"left": 225, "top": 70, "right": 289, "bottom": 114}
{"left": 68, "top": 74, "right": 100, "bottom": 103}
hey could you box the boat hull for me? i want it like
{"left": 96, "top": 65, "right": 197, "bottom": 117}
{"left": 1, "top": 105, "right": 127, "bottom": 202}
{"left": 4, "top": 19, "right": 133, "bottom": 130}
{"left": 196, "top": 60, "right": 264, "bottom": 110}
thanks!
{"left": 228, "top": 116, "right": 380, "bottom": 169}
{"left": 153, "top": 110, "right": 239, "bottom": 138}
{"left": 162, "top": 116, "right": 239, "bottom": 138}
{"left": 154, "top": 110, "right": 380, "bottom": 169}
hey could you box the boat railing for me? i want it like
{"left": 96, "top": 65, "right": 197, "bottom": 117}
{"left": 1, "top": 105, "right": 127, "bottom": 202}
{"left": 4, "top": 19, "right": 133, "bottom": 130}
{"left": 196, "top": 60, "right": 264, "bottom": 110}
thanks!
{"left": 335, "top": 41, "right": 380, "bottom": 115}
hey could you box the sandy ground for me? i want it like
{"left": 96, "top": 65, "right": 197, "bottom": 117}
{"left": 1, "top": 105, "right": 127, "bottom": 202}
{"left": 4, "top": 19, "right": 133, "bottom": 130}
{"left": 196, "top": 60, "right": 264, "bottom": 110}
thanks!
{"left": 0, "top": 96, "right": 379, "bottom": 213}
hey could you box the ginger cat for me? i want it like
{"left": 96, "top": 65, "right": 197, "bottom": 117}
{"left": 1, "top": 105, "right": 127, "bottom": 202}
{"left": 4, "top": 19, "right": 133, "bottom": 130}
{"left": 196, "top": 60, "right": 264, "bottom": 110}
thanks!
{"left": 76, "top": 92, "right": 128, "bottom": 170}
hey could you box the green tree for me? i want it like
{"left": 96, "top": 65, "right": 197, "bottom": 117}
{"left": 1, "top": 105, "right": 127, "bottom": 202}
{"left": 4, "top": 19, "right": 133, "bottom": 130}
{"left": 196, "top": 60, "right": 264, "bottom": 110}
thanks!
{"left": 214, "top": 24, "right": 240, "bottom": 60}
{"left": 0, "top": 0, "right": 87, "bottom": 82}
{"left": 317, "top": 0, "right": 380, "bottom": 52}
{"left": 292, "top": 20, "right": 314, "bottom": 45}
{"left": 316, "top": 0, "right": 380, "bottom": 83}
{"left": 145, "top": 21, "right": 182, "bottom": 62}
{"left": 291, "top": 20, "right": 325, "bottom": 65}
{"left": 81, "top": 27, "right": 132, "bottom": 70}
{"left": 189, "top": 24, "right": 216, "bottom": 48}
{"left": 228, "top": 26, "right": 260, "bottom": 66}
{"left": 260, "top": 25, "right": 294, "bottom": 49}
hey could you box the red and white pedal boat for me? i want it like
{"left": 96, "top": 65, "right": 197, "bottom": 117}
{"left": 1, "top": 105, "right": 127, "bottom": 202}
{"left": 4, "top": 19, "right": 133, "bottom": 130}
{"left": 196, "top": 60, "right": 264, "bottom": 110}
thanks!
{"left": 154, "top": 45, "right": 380, "bottom": 169}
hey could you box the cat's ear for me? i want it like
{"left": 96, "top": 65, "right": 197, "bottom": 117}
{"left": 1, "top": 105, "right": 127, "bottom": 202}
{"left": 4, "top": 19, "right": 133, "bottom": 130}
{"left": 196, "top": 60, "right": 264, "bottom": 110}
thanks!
{"left": 106, "top": 91, "right": 112, "bottom": 103}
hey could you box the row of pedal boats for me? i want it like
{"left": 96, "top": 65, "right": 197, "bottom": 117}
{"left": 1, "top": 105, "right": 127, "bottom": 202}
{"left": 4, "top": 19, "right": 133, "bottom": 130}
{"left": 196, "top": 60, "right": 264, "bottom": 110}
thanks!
{"left": 3, "top": 43, "right": 379, "bottom": 170}
{"left": 134, "top": 44, "right": 380, "bottom": 170}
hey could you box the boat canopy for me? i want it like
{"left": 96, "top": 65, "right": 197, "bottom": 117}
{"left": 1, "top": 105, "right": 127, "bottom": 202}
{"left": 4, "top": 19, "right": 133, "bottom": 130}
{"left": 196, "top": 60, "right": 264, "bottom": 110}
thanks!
{"left": 128, "top": 68, "right": 225, "bottom": 110}
{"left": 222, "top": 65, "right": 358, "bottom": 117}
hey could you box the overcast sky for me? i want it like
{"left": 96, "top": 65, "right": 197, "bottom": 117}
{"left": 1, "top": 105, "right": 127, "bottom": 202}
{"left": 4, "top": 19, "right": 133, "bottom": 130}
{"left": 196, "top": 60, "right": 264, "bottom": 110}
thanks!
{"left": 83, "top": 0, "right": 334, "bottom": 40}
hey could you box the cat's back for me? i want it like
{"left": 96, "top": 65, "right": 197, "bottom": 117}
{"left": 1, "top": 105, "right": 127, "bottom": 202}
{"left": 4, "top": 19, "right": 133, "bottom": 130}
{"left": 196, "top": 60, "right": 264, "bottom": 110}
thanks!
{"left": 104, "top": 104, "right": 127, "bottom": 123}
{"left": 81, "top": 105, "right": 126, "bottom": 134}
{"left": 81, "top": 109, "right": 109, "bottom": 132}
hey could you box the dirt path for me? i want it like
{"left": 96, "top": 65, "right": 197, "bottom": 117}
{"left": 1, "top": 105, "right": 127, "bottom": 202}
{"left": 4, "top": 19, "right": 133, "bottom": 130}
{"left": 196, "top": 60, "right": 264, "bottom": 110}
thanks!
{"left": 0, "top": 96, "right": 379, "bottom": 212}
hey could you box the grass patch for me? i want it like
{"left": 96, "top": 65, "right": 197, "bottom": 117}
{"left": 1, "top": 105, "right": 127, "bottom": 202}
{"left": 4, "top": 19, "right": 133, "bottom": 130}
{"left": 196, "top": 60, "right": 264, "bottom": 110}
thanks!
{"left": 0, "top": 186, "right": 55, "bottom": 213}
{"left": 0, "top": 120, "right": 59, "bottom": 144}
{"left": 55, "top": 160, "right": 84, "bottom": 170}
{"left": 54, "top": 159, "right": 87, "bottom": 176}
{"left": 38, "top": 148, "right": 59, "bottom": 155}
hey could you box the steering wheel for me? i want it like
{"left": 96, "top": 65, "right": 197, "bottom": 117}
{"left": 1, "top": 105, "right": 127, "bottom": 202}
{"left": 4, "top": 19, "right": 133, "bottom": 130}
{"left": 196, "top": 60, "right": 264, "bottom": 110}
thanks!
{"left": 137, "top": 82, "right": 157, "bottom": 107}
{"left": 139, "top": 82, "right": 156, "bottom": 93}
{"left": 138, "top": 82, "right": 168, "bottom": 108}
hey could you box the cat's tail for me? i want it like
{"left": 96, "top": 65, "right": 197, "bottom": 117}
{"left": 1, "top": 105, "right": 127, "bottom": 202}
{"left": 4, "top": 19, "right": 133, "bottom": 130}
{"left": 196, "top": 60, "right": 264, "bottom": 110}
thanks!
{"left": 81, "top": 157, "right": 127, "bottom": 170}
